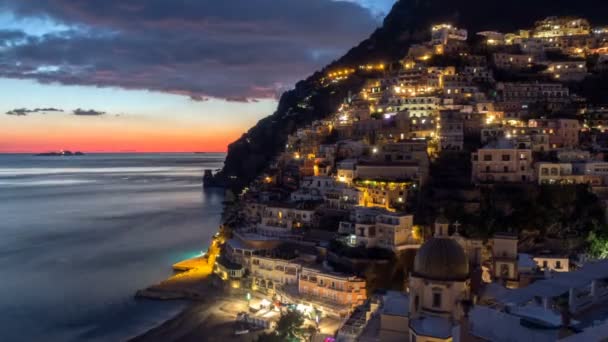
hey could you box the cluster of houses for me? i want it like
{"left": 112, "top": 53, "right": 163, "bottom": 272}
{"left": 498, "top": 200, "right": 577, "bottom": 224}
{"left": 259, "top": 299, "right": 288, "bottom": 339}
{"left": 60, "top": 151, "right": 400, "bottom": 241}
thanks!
{"left": 214, "top": 16, "right": 608, "bottom": 341}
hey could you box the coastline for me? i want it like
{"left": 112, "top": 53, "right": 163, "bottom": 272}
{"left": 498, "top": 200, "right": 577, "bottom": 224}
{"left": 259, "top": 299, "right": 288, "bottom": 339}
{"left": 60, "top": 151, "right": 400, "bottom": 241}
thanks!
{"left": 128, "top": 297, "right": 264, "bottom": 342}
{"left": 130, "top": 221, "right": 237, "bottom": 341}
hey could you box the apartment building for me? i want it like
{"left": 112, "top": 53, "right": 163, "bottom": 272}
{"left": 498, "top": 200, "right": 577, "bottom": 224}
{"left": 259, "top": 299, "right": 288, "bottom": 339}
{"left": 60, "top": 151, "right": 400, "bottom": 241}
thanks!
{"left": 544, "top": 61, "right": 588, "bottom": 81}
{"left": 528, "top": 118, "right": 580, "bottom": 148}
{"left": 438, "top": 110, "right": 464, "bottom": 151}
{"left": 493, "top": 53, "right": 535, "bottom": 70}
{"left": 251, "top": 255, "right": 302, "bottom": 294}
{"left": 298, "top": 266, "right": 367, "bottom": 310}
{"left": 471, "top": 139, "right": 534, "bottom": 183}
{"left": 257, "top": 203, "right": 317, "bottom": 237}
{"left": 347, "top": 207, "right": 418, "bottom": 251}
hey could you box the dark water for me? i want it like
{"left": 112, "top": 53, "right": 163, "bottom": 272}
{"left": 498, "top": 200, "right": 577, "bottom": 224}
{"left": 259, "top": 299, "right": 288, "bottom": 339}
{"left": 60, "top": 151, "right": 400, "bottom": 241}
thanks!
{"left": 0, "top": 153, "right": 225, "bottom": 342}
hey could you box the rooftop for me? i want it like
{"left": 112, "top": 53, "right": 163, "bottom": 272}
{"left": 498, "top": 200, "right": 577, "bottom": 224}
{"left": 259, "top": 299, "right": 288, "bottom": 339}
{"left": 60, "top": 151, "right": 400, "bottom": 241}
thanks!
{"left": 382, "top": 291, "right": 410, "bottom": 317}
{"left": 497, "top": 259, "right": 608, "bottom": 305}
{"left": 216, "top": 255, "right": 243, "bottom": 270}
{"left": 469, "top": 305, "right": 560, "bottom": 342}
{"left": 409, "top": 316, "right": 453, "bottom": 339}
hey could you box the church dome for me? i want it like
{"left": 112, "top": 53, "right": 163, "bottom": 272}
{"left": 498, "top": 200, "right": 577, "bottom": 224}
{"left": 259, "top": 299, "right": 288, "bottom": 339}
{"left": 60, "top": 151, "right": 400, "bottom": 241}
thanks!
{"left": 413, "top": 237, "right": 469, "bottom": 281}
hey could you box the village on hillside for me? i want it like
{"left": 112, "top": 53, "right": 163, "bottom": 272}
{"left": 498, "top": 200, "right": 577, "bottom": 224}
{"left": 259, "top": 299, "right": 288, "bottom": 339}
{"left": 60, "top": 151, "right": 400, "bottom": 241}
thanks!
{"left": 206, "top": 17, "right": 608, "bottom": 342}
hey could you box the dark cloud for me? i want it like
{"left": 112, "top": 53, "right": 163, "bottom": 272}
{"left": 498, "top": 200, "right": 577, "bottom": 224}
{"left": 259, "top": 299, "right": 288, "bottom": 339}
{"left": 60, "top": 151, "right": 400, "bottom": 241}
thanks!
{"left": 0, "top": 30, "right": 27, "bottom": 46}
{"left": 6, "top": 107, "right": 64, "bottom": 116}
{"left": 189, "top": 95, "right": 210, "bottom": 102}
{"left": 0, "top": 1, "right": 379, "bottom": 100}
{"left": 73, "top": 108, "right": 106, "bottom": 116}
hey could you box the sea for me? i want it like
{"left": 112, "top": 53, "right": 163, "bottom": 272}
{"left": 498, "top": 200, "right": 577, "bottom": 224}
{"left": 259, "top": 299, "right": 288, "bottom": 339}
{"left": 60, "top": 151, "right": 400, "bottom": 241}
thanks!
{"left": 0, "top": 153, "right": 226, "bottom": 342}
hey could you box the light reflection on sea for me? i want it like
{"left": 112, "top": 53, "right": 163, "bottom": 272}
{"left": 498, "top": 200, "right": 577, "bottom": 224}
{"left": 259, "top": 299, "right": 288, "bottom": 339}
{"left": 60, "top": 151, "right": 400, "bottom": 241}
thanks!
{"left": 0, "top": 153, "right": 225, "bottom": 342}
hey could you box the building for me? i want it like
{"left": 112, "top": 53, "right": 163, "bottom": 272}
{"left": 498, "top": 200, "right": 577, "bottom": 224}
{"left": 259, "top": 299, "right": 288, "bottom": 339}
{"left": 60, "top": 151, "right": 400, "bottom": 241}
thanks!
{"left": 345, "top": 207, "right": 419, "bottom": 252}
{"left": 536, "top": 162, "right": 603, "bottom": 185}
{"left": 251, "top": 255, "right": 302, "bottom": 294}
{"left": 298, "top": 266, "right": 367, "bottom": 314}
{"left": 528, "top": 118, "right": 580, "bottom": 148}
{"left": 471, "top": 139, "right": 535, "bottom": 184}
{"left": 408, "top": 233, "right": 471, "bottom": 341}
{"left": 496, "top": 82, "right": 570, "bottom": 103}
{"left": 214, "top": 255, "right": 246, "bottom": 281}
{"left": 544, "top": 61, "right": 588, "bottom": 81}
{"left": 354, "top": 179, "right": 410, "bottom": 210}
{"left": 438, "top": 110, "right": 464, "bottom": 151}
{"left": 491, "top": 232, "right": 519, "bottom": 286}
{"left": 355, "top": 161, "right": 426, "bottom": 184}
{"left": 533, "top": 255, "right": 570, "bottom": 272}
{"left": 533, "top": 17, "right": 591, "bottom": 38}
{"left": 337, "top": 159, "right": 358, "bottom": 185}
{"left": 378, "top": 291, "right": 410, "bottom": 341}
{"left": 431, "top": 23, "right": 468, "bottom": 45}
{"left": 324, "top": 186, "right": 363, "bottom": 211}
{"left": 493, "top": 53, "right": 535, "bottom": 70}
{"left": 395, "top": 96, "right": 440, "bottom": 117}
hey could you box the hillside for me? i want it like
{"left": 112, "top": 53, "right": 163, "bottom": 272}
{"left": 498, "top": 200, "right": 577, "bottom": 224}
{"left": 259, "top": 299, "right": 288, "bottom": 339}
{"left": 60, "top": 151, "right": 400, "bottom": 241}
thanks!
{"left": 208, "top": 0, "right": 608, "bottom": 189}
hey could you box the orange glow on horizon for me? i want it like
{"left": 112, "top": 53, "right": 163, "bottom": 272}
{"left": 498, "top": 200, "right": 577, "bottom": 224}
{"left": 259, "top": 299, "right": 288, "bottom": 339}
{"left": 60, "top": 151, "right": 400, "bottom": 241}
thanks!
{"left": 0, "top": 117, "right": 246, "bottom": 153}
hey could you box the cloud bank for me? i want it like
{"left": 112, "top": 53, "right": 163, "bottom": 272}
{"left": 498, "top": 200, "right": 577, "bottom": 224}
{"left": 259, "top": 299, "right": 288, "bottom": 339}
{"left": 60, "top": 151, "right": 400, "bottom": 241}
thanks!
{"left": 0, "top": 1, "right": 380, "bottom": 101}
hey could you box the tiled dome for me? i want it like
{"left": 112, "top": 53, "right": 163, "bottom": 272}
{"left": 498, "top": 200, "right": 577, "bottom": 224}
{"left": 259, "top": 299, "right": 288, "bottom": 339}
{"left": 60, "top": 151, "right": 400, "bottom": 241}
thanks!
{"left": 413, "top": 237, "right": 469, "bottom": 281}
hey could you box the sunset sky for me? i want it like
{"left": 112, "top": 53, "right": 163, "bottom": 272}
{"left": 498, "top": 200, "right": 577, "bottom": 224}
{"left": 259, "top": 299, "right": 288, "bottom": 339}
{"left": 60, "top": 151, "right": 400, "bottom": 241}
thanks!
{"left": 0, "top": 1, "right": 394, "bottom": 152}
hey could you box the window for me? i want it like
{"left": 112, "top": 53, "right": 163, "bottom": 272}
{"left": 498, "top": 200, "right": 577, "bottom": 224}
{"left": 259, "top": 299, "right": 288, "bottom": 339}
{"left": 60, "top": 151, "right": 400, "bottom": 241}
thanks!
{"left": 484, "top": 154, "right": 492, "bottom": 161}
{"left": 556, "top": 261, "right": 562, "bottom": 269}
{"left": 432, "top": 292, "right": 442, "bottom": 308}
{"left": 486, "top": 166, "right": 491, "bottom": 173}
{"left": 503, "top": 166, "right": 509, "bottom": 172}
{"left": 502, "top": 154, "right": 511, "bottom": 161}
{"left": 543, "top": 260, "right": 548, "bottom": 269}
{"left": 414, "top": 295, "right": 420, "bottom": 311}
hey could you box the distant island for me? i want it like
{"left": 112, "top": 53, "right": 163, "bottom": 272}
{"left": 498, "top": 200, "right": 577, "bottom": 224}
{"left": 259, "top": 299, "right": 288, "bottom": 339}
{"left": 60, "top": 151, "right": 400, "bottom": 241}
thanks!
{"left": 35, "top": 150, "right": 85, "bottom": 156}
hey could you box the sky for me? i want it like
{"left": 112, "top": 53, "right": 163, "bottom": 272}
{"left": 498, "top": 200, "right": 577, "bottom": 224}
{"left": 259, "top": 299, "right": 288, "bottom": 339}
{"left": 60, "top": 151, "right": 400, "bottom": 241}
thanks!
{"left": 0, "top": 0, "right": 395, "bottom": 153}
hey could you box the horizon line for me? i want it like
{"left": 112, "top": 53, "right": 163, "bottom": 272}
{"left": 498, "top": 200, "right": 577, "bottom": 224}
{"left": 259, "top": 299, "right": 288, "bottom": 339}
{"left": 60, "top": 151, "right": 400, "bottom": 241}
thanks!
{"left": 0, "top": 151, "right": 227, "bottom": 154}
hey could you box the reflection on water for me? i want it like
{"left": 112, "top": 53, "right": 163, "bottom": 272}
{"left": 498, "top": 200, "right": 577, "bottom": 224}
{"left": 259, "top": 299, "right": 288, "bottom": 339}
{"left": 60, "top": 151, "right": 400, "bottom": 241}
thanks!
{"left": 0, "top": 153, "right": 225, "bottom": 342}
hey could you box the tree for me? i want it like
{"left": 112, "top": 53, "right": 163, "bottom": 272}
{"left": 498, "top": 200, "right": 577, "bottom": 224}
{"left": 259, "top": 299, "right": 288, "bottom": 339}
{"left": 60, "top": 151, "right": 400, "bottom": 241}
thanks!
{"left": 257, "top": 310, "right": 313, "bottom": 342}
{"left": 587, "top": 231, "right": 608, "bottom": 260}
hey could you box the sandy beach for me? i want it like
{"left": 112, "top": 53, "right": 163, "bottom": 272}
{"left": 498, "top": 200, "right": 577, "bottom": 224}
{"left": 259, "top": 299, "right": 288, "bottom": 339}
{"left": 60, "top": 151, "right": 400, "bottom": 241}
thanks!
{"left": 130, "top": 296, "right": 268, "bottom": 342}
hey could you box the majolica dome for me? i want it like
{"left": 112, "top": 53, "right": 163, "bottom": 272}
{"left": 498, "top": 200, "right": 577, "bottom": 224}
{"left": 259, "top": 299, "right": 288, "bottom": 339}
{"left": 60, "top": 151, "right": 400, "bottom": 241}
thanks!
{"left": 413, "top": 237, "right": 469, "bottom": 281}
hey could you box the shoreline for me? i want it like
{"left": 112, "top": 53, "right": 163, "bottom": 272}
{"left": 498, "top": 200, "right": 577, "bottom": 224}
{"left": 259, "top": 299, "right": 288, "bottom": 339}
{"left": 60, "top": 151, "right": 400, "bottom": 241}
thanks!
{"left": 129, "top": 288, "right": 265, "bottom": 342}
{"left": 130, "top": 228, "right": 235, "bottom": 341}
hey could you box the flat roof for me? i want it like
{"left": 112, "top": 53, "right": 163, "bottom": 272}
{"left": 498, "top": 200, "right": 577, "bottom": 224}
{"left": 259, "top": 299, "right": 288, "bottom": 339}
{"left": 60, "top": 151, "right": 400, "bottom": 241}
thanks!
{"left": 469, "top": 305, "right": 559, "bottom": 342}
{"left": 383, "top": 291, "right": 410, "bottom": 317}
{"left": 497, "top": 259, "right": 608, "bottom": 305}
{"left": 409, "top": 316, "right": 453, "bottom": 339}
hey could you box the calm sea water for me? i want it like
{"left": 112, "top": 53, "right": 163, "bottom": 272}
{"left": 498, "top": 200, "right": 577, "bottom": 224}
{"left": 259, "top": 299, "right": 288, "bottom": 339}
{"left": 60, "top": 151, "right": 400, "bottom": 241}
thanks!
{"left": 0, "top": 153, "right": 225, "bottom": 342}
